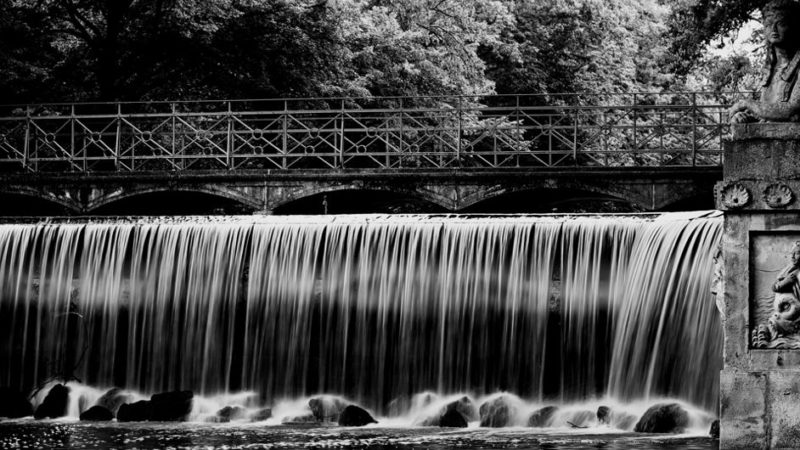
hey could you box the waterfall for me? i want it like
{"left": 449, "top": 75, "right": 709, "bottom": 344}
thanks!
{"left": 0, "top": 213, "right": 722, "bottom": 412}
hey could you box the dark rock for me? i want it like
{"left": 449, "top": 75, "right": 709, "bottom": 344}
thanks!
{"left": 337, "top": 405, "right": 377, "bottom": 426}
{"left": 597, "top": 406, "right": 611, "bottom": 424}
{"left": 439, "top": 408, "right": 468, "bottom": 428}
{"left": 528, "top": 406, "right": 558, "bottom": 427}
{"left": 251, "top": 407, "right": 272, "bottom": 422}
{"left": 634, "top": 403, "right": 689, "bottom": 433}
{"left": 215, "top": 406, "right": 247, "bottom": 423}
{"left": 117, "top": 400, "right": 152, "bottom": 422}
{"left": 710, "top": 419, "right": 720, "bottom": 439}
{"left": 309, "top": 396, "right": 347, "bottom": 422}
{"left": 34, "top": 384, "right": 70, "bottom": 419}
{"left": 446, "top": 396, "right": 477, "bottom": 421}
{"left": 479, "top": 395, "right": 517, "bottom": 427}
{"left": 0, "top": 387, "right": 33, "bottom": 418}
{"left": 150, "top": 390, "right": 193, "bottom": 421}
{"left": 96, "top": 388, "right": 133, "bottom": 416}
{"left": 80, "top": 405, "right": 113, "bottom": 421}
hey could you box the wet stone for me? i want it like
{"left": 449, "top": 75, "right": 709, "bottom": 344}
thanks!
{"left": 597, "top": 406, "right": 610, "bottom": 424}
{"left": 528, "top": 406, "right": 558, "bottom": 427}
{"left": 439, "top": 408, "right": 468, "bottom": 428}
{"left": 479, "top": 396, "right": 516, "bottom": 428}
{"left": 634, "top": 403, "right": 689, "bottom": 433}
{"left": 34, "top": 384, "right": 70, "bottom": 420}
{"left": 710, "top": 419, "right": 720, "bottom": 439}
{"left": 96, "top": 388, "right": 133, "bottom": 416}
{"left": 150, "top": 390, "right": 193, "bottom": 421}
{"left": 309, "top": 396, "right": 347, "bottom": 422}
{"left": 338, "top": 405, "right": 378, "bottom": 426}
{"left": 214, "top": 406, "right": 247, "bottom": 423}
{"left": 117, "top": 400, "right": 152, "bottom": 422}
{"left": 79, "top": 405, "right": 113, "bottom": 421}
{"left": 251, "top": 407, "right": 272, "bottom": 422}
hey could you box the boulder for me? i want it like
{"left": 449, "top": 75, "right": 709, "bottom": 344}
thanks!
{"left": 445, "top": 396, "right": 477, "bottom": 422}
{"left": 150, "top": 390, "right": 193, "bottom": 421}
{"left": 214, "top": 406, "right": 247, "bottom": 423}
{"left": 80, "top": 405, "right": 113, "bottom": 421}
{"left": 528, "top": 406, "right": 558, "bottom": 427}
{"left": 34, "top": 384, "right": 70, "bottom": 419}
{"left": 439, "top": 408, "right": 468, "bottom": 428}
{"left": 710, "top": 419, "right": 720, "bottom": 439}
{"left": 308, "top": 396, "right": 347, "bottom": 422}
{"left": 479, "top": 395, "right": 517, "bottom": 428}
{"left": 250, "top": 407, "right": 272, "bottom": 422}
{"left": 634, "top": 403, "right": 689, "bottom": 433}
{"left": 96, "top": 388, "right": 133, "bottom": 416}
{"left": 337, "top": 405, "right": 377, "bottom": 426}
{"left": 0, "top": 387, "right": 33, "bottom": 418}
{"left": 117, "top": 400, "right": 152, "bottom": 422}
{"left": 565, "top": 410, "right": 595, "bottom": 428}
{"left": 597, "top": 406, "right": 610, "bottom": 424}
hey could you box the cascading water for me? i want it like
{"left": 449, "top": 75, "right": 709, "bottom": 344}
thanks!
{"left": 0, "top": 212, "right": 722, "bottom": 422}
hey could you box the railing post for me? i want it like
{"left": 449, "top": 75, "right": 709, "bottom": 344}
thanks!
{"left": 399, "top": 98, "right": 404, "bottom": 168}
{"left": 691, "top": 92, "right": 698, "bottom": 167}
{"left": 226, "top": 101, "right": 233, "bottom": 170}
{"left": 457, "top": 96, "right": 462, "bottom": 167}
{"left": 171, "top": 102, "right": 177, "bottom": 167}
{"left": 282, "top": 100, "right": 288, "bottom": 169}
{"left": 115, "top": 103, "right": 122, "bottom": 171}
{"left": 339, "top": 99, "right": 345, "bottom": 169}
{"left": 515, "top": 95, "right": 520, "bottom": 168}
{"left": 23, "top": 109, "right": 31, "bottom": 171}
{"left": 632, "top": 93, "right": 637, "bottom": 153}
{"left": 70, "top": 104, "right": 76, "bottom": 171}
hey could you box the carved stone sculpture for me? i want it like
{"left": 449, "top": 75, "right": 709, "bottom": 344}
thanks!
{"left": 730, "top": 0, "right": 800, "bottom": 123}
{"left": 753, "top": 241, "right": 800, "bottom": 348}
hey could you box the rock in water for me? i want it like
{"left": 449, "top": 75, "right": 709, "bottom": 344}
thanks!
{"left": 0, "top": 387, "right": 33, "bottom": 418}
{"left": 80, "top": 405, "right": 113, "bottom": 421}
{"left": 439, "top": 408, "right": 468, "bottom": 428}
{"left": 634, "top": 403, "right": 689, "bottom": 433}
{"left": 446, "top": 396, "right": 478, "bottom": 421}
{"left": 309, "top": 396, "right": 347, "bottom": 422}
{"left": 251, "top": 407, "right": 272, "bottom": 422}
{"left": 34, "top": 384, "right": 70, "bottom": 419}
{"left": 150, "top": 391, "right": 193, "bottom": 421}
{"left": 215, "top": 406, "right": 247, "bottom": 423}
{"left": 479, "top": 395, "right": 517, "bottom": 427}
{"left": 528, "top": 406, "right": 558, "bottom": 427}
{"left": 96, "top": 388, "right": 133, "bottom": 416}
{"left": 117, "top": 400, "right": 152, "bottom": 422}
{"left": 597, "top": 406, "right": 610, "bottom": 424}
{"left": 337, "top": 405, "right": 377, "bottom": 426}
{"left": 710, "top": 419, "right": 720, "bottom": 439}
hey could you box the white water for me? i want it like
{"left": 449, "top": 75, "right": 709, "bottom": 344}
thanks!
{"left": 0, "top": 213, "right": 722, "bottom": 416}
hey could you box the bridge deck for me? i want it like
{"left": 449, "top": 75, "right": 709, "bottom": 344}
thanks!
{"left": 0, "top": 93, "right": 735, "bottom": 174}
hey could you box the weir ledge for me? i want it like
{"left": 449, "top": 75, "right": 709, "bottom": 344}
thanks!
{"left": 719, "top": 123, "right": 800, "bottom": 449}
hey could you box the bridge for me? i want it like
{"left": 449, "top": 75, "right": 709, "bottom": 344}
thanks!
{"left": 0, "top": 93, "right": 733, "bottom": 215}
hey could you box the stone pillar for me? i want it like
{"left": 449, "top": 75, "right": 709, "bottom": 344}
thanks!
{"left": 719, "top": 123, "right": 800, "bottom": 449}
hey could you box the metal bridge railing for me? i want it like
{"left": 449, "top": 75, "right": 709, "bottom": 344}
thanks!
{"left": 0, "top": 92, "right": 744, "bottom": 173}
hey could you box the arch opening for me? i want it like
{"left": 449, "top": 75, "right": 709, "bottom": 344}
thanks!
{"left": 462, "top": 188, "right": 646, "bottom": 214}
{"left": 273, "top": 189, "right": 447, "bottom": 215}
{"left": 90, "top": 190, "right": 257, "bottom": 216}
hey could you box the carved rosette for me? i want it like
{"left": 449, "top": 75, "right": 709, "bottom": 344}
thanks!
{"left": 763, "top": 183, "right": 794, "bottom": 208}
{"left": 719, "top": 183, "right": 751, "bottom": 209}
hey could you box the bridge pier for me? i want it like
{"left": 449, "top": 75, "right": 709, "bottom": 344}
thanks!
{"left": 719, "top": 124, "right": 800, "bottom": 448}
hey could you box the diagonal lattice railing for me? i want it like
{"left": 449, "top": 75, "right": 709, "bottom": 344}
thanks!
{"left": 0, "top": 92, "right": 743, "bottom": 173}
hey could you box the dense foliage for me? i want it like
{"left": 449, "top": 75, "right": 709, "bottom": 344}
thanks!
{"left": 0, "top": 0, "right": 777, "bottom": 103}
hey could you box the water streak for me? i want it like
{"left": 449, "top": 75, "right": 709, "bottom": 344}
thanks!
{"left": 0, "top": 213, "right": 722, "bottom": 411}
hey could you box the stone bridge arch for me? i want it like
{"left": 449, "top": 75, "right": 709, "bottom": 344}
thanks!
{"left": 84, "top": 184, "right": 263, "bottom": 213}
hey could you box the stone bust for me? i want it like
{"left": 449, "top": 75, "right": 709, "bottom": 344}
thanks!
{"left": 730, "top": 0, "right": 800, "bottom": 123}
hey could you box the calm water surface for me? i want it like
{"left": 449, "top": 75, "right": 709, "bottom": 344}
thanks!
{"left": 0, "top": 422, "right": 717, "bottom": 449}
